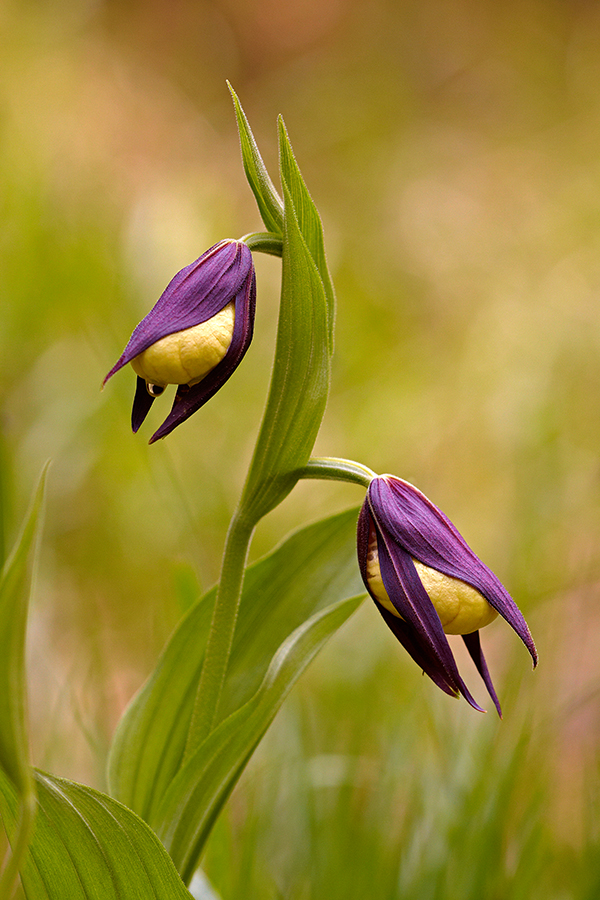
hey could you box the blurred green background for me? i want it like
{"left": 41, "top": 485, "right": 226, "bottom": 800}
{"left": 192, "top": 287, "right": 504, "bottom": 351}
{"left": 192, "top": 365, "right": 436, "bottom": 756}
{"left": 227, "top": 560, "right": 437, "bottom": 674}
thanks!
{"left": 2, "top": 0, "right": 600, "bottom": 896}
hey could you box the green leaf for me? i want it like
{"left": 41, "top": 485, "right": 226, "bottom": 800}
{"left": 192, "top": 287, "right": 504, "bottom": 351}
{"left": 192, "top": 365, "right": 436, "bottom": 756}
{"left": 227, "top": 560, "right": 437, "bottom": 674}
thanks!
{"left": 239, "top": 174, "right": 331, "bottom": 524}
{"left": 0, "top": 769, "right": 194, "bottom": 899}
{"left": 0, "top": 437, "right": 7, "bottom": 572}
{"left": 228, "top": 83, "right": 284, "bottom": 235}
{"left": 277, "top": 117, "right": 336, "bottom": 348}
{"left": 156, "top": 594, "right": 363, "bottom": 884}
{"left": 0, "top": 465, "right": 48, "bottom": 899}
{"left": 107, "top": 508, "right": 364, "bottom": 829}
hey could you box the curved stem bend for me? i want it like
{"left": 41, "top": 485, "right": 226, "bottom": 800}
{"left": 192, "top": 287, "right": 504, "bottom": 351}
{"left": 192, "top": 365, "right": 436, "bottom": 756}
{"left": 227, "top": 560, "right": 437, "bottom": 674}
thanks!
{"left": 298, "top": 457, "right": 376, "bottom": 488}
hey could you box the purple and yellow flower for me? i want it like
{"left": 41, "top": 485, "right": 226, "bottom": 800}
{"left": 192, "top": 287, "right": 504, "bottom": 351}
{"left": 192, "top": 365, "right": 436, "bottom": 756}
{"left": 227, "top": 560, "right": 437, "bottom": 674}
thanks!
{"left": 104, "top": 239, "right": 256, "bottom": 442}
{"left": 357, "top": 475, "right": 537, "bottom": 715}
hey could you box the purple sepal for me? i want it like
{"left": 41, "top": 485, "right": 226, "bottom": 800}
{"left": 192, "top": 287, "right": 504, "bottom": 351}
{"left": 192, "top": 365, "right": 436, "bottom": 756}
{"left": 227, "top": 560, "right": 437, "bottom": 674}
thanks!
{"left": 462, "top": 631, "right": 502, "bottom": 717}
{"left": 103, "top": 239, "right": 256, "bottom": 441}
{"left": 132, "top": 376, "right": 155, "bottom": 433}
{"left": 357, "top": 475, "right": 537, "bottom": 715}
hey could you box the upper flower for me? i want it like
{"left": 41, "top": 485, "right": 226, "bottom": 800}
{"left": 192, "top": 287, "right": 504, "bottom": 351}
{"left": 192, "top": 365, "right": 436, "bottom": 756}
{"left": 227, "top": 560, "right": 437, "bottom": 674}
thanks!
{"left": 357, "top": 474, "right": 537, "bottom": 715}
{"left": 104, "top": 239, "right": 256, "bottom": 442}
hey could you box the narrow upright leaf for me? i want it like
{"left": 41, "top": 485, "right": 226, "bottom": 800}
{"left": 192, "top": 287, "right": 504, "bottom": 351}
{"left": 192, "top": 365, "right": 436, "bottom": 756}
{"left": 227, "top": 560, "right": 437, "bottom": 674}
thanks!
{"left": 0, "top": 467, "right": 47, "bottom": 792}
{"left": 239, "top": 175, "right": 330, "bottom": 524}
{"left": 0, "top": 464, "right": 48, "bottom": 898}
{"left": 278, "top": 118, "right": 336, "bottom": 346}
{"left": 228, "top": 83, "right": 284, "bottom": 235}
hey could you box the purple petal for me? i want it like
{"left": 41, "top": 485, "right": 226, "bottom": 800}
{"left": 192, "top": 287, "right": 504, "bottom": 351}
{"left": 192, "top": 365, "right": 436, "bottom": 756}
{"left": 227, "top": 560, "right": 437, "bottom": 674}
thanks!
{"left": 369, "top": 476, "right": 538, "bottom": 667}
{"left": 103, "top": 240, "right": 254, "bottom": 385}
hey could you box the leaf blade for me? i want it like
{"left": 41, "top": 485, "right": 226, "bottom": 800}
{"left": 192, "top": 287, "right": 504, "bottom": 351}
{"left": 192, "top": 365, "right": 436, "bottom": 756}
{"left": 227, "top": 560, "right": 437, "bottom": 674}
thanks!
{"left": 277, "top": 117, "right": 335, "bottom": 347}
{"left": 0, "top": 769, "right": 194, "bottom": 899}
{"left": 156, "top": 594, "right": 364, "bottom": 883}
{"left": 107, "top": 508, "right": 364, "bottom": 828}
{"left": 228, "top": 83, "right": 284, "bottom": 235}
{"left": 0, "top": 465, "right": 47, "bottom": 793}
{"left": 0, "top": 464, "right": 49, "bottom": 899}
{"left": 239, "top": 174, "right": 331, "bottom": 523}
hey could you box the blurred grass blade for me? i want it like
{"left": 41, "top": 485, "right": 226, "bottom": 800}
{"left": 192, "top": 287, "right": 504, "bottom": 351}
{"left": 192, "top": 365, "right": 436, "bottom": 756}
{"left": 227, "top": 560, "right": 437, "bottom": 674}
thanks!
{"left": 0, "top": 769, "right": 194, "bottom": 898}
{"left": 0, "top": 464, "right": 48, "bottom": 899}
{"left": 278, "top": 117, "right": 335, "bottom": 348}
{"left": 239, "top": 175, "right": 330, "bottom": 523}
{"left": 228, "top": 83, "right": 284, "bottom": 235}
{"left": 108, "top": 508, "right": 364, "bottom": 828}
{"left": 188, "top": 870, "right": 222, "bottom": 900}
{"left": 0, "top": 436, "right": 7, "bottom": 572}
{"left": 156, "top": 594, "right": 363, "bottom": 884}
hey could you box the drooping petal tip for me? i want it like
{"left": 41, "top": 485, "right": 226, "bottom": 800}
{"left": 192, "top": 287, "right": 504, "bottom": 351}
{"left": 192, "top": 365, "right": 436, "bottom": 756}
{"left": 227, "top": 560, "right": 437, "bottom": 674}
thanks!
{"left": 104, "top": 239, "right": 256, "bottom": 441}
{"left": 358, "top": 474, "right": 536, "bottom": 715}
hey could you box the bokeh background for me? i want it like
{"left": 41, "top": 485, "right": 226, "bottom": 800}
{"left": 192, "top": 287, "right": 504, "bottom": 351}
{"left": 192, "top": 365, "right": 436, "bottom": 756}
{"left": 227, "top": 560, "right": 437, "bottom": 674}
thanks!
{"left": 2, "top": 0, "right": 600, "bottom": 896}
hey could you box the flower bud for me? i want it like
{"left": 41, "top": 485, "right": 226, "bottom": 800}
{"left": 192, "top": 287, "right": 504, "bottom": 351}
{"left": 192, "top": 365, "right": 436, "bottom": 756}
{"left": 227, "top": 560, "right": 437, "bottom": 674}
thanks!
{"left": 104, "top": 240, "right": 255, "bottom": 442}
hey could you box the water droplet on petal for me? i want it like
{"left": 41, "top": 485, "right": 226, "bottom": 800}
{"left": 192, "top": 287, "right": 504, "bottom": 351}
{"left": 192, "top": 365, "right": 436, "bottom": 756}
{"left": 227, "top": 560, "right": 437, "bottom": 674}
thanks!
{"left": 146, "top": 383, "right": 165, "bottom": 397}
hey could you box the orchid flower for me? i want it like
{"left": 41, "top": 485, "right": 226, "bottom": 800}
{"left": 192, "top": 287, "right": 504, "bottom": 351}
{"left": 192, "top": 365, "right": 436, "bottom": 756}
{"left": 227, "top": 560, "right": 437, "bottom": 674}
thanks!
{"left": 104, "top": 239, "right": 256, "bottom": 443}
{"left": 357, "top": 474, "right": 537, "bottom": 715}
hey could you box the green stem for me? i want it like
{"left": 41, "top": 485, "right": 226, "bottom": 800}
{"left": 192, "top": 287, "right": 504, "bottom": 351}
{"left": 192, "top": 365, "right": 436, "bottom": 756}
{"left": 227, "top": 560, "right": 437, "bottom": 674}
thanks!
{"left": 184, "top": 512, "right": 254, "bottom": 760}
{"left": 240, "top": 232, "right": 283, "bottom": 257}
{"left": 298, "top": 457, "right": 377, "bottom": 488}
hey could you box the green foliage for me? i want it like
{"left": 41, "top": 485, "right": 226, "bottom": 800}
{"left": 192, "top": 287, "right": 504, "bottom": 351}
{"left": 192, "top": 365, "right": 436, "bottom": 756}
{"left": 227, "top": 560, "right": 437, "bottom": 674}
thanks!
{"left": 0, "top": 769, "right": 193, "bottom": 899}
{"left": 228, "top": 83, "right": 284, "bottom": 236}
{"left": 108, "top": 509, "right": 365, "bottom": 868}
{"left": 0, "top": 466, "right": 47, "bottom": 899}
{"left": 277, "top": 119, "right": 335, "bottom": 350}
{"left": 0, "top": 467, "right": 46, "bottom": 799}
{"left": 239, "top": 123, "right": 333, "bottom": 525}
{"left": 156, "top": 595, "right": 362, "bottom": 885}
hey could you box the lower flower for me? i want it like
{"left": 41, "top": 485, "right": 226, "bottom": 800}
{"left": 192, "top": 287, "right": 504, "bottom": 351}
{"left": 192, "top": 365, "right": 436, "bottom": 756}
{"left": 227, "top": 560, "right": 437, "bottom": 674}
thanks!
{"left": 357, "top": 475, "right": 538, "bottom": 715}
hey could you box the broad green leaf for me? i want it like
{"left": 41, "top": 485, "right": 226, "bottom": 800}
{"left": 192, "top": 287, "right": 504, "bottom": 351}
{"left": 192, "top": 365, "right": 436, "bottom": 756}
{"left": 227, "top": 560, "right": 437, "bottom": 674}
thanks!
{"left": 239, "top": 175, "right": 330, "bottom": 524}
{"left": 0, "top": 769, "right": 193, "bottom": 899}
{"left": 0, "top": 465, "right": 48, "bottom": 899}
{"left": 228, "top": 83, "right": 284, "bottom": 235}
{"left": 156, "top": 595, "right": 363, "bottom": 884}
{"left": 278, "top": 118, "right": 336, "bottom": 347}
{"left": 107, "top": 507, "right": 364, "bottom": 828}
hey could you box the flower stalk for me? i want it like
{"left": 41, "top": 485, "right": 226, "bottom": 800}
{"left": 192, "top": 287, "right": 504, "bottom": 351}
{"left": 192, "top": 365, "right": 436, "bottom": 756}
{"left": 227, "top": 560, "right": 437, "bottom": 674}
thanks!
{"left": 298, "top": 456, "right": 377, "bottom": 488}
{"left": 184, "top": 510, "right": 254, "bottom": 758}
